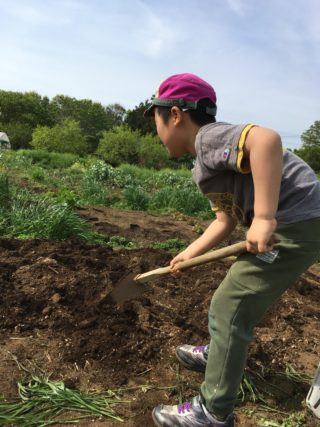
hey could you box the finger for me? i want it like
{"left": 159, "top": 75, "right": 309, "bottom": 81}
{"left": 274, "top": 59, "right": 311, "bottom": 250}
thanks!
{"left": 170, "top": 258, "right": 179, "bottom": 268}
{"left": 170, "top": 266, "right": 181, "bottom": 275}
{"left": 257, "top": 243, "right": 268, "bottom": 253}
{"left": 258, "top": 241, "right": 274, "bottom": 253}
{"left": 246, "top": 241, "right": 258, "bottom": 253}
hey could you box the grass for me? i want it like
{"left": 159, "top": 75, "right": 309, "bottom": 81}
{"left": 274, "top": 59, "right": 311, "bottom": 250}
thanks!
{"left": 0, "top": 359, "right": 316, "bottom": 427}
{"left": 0, "top": 177, "right": 108, "bottom": 244}
{"left": 1, "top": 150, "right": 215, "bottom": 220}
{"left": 0, "top": 375, "right": 126, "bottom": 426}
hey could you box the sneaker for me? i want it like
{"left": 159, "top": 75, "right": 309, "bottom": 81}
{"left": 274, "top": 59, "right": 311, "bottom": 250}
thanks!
{"left": 175, "top": 345, "right": 209, "bottom": 373}
{"left": 152, "top": 395, "right": 234, "bottom": 427}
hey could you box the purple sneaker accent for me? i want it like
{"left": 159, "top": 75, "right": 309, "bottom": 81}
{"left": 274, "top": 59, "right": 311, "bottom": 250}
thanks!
{"left": 176, "top": 344, "right": 209, "bottom": 373}
{"left": 152, "top": 395, "right": 235, "bottom": 427}
{"left": 178, "top": 402, "right": 193, "bottom": 414}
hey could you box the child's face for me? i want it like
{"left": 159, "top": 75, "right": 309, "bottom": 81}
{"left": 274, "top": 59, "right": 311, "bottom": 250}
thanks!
{"left": 154, "top": 108, "right": 189, "bottom": 158}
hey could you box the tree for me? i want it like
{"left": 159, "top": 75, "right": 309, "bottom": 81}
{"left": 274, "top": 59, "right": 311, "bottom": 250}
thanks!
{"left": 0, "top": 90, "right": 53, "bottom": 127}
{"left": 50, "top": 95, "right": 111, "bottom": 151}
{"left": 96, "top": 126, "right": 140, "bottom": 166}
{"left": 138, "top": 134, "right": 170, "bottom": 169}
{"left": 124, "top": 100, "right": 156, "bottom": 136}
{"left": 295, "top": 120, "right": 320, "bottom": 173}
{"left": 301, "top": 120, "right": 320, "bottom": 147}
{"left": 31, "top": 119, "right": 88, "bottom": 154}
{"left": 0, "top": 90, "right": 54, "bottom": 148}
{"left": 105, "top": 103, "right": 126, "bottom": 127}
{"left": 0, "top": 121, "right": 33, "bottom": 149}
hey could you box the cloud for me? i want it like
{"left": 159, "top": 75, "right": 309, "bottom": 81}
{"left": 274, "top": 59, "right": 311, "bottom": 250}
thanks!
{"left": 135, "top": 1, "right": 187, "bottom": 58}
{"left": 225, "top": 0, "right": 247, "bottom": 16}
{"left": 0, "top": 0, "right": 80, "bottom": 25}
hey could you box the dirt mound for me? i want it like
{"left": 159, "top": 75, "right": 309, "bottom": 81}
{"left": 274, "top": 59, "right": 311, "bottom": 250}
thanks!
{"left": 0, "top": 208, "right": 319, "bottom": 426}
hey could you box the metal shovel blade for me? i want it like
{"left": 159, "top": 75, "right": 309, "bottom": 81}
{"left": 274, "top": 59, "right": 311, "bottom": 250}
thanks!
{"left": 105, "top": 273, "right": 147, "bottom": 304}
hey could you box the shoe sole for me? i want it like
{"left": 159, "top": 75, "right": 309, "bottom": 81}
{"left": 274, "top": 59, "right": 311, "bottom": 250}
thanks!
{"left": 175, "top": 350, "right": 206, "bottom": 373}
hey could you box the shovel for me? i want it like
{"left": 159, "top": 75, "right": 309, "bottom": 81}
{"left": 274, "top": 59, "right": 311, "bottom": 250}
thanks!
{"left": 105, "top": 240, "right": 247, "bottom": 304}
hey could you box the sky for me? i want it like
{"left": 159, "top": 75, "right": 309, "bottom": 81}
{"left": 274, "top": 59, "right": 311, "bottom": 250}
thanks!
{"left": 0, "top": 0, "right": 319, "bottom": 149}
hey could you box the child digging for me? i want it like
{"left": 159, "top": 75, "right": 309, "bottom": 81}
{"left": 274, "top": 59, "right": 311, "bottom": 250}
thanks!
{"left": 144, "top": 73, "right": 320, "bottom": 427}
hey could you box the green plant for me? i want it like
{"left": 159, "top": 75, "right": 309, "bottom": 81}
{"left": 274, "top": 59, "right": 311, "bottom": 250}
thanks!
{"left": 123, "top": 185, "right": 149, "bottom": 210}
{"left": 16, "top": 149, "right": 80, "bottom": 169}
{"left": 85, "top": 159, "right": 110, "bottom": 181}
{"left": 0, "top": 375, "right": 126, "bottom": 426}
{"left": 0, "top": 187, "right": 102, "bottom": 242}
{"left": 137, "top": 134, "right": 170, "bottom": 169}
{"left": 96, "top": 125, "right": 140, "bottom": 166}
{"left": 107, "top": 235, "right": 135, "bottom": 248}
{"left": 0, "top": 121, "right": 33, "bottom": 149}
{"left": 31, "top": 119, "right": 88, "bottom": 154}
{"left": 30, "top": 166, "right": 46, "bottom": 182}
{"left": 152, "top": 239, "right": 187, "bottom": 251}
{"left": 0, "top": 173, "right": 10, "bottom": 209}
{"left": 149, "top": 185, "right": 213, "bottom": 218}
{"left": 44, "top": 189, "right": 79, "bottom": 207}
{"left": 258, "top": 413, "right": 307, "bottom": 427}
{"left": 79, "top": 175, "right": 111, "bottom": 206}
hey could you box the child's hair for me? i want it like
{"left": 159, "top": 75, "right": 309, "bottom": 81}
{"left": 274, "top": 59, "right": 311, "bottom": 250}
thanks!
{"left": 155, "top": 98, "right": 216, "bottom": 127}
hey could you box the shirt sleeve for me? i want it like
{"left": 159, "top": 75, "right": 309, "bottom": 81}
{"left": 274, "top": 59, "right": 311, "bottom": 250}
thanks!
{"left": 199, "top": 123, "right": 255, "bottom": 174}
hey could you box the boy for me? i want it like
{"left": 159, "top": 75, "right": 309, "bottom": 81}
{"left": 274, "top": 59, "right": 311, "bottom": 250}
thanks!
{"left": 144, "top": 73, "right": 320, "bottom": 427}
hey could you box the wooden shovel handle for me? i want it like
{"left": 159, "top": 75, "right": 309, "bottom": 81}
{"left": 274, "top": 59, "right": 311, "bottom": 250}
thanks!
{"left": 135, "top": 240, "right": 247, "bottom": 283}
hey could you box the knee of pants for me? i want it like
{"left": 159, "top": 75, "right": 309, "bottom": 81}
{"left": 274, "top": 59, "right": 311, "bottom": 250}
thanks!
{"left": 208, "top": 279, "right": 265, "bottom": 344}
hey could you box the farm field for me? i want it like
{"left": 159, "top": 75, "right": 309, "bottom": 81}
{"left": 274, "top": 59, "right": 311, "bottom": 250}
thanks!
{"left": 0, "top": 151, "right": 319, "bottom": 426}
{"left": 0, "top": 207, "right": 319, "bottom": 426}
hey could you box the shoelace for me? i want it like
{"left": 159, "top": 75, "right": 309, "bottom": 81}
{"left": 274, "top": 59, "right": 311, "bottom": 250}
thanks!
{"left": 178, "top": 401, "right": 192, "bottom": 414}
{"left": 192, "top": 345, "right": 206, "bottom": 353}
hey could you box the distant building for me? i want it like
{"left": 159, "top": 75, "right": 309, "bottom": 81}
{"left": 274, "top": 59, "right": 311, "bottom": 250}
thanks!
{"left": 0, "top": 132, "right": 11, "bottom": 150}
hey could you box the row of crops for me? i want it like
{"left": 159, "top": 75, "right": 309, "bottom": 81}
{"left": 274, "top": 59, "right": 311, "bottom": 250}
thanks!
{"left": 0, "top": 149, "right": 214, "bottom": 244}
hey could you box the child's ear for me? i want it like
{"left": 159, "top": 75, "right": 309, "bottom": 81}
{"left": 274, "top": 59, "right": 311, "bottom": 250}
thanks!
{"left": 171, "top": 106, "right": 183, "bottom": 125}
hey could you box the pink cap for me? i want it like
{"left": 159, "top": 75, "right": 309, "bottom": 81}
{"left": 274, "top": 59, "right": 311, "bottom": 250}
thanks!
{"left": 144, "top": 73, "right": 217, "bottom": 116}
{"left": 158, "top": 73, "right": 216, "bottom": 103}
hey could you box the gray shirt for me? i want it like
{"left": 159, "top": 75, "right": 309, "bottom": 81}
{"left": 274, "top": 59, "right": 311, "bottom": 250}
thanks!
{"left": 192, "top": 122, "right": 320, "bottom": 226}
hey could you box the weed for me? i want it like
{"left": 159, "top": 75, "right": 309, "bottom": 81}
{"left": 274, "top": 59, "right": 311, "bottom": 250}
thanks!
{"left": 79, "top": 175, "right": 110, "bottom": 206}
{"left": 152, "top": 239, "right": 187, "bottom": 252}
{"left": 17, "top": 149, "right": 80, "bottom": 169}
{"left": 258, "top": 412, "right": 307, "bottom": 427}
{"left": 30, "top": 166, "right": 46, "bottom": 182}
{"left": 0, "top": 173, "right": 10, "bottom": 209}
{"left": 107, "top": 235, "right": 135, "bottom": 248}
{"left": 123, "top": 185, "right": 149, "bottom": 211}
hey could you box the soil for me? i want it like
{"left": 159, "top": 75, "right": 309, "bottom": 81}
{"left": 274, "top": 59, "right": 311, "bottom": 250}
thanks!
{"left": 0, "top": 206, "right": 319, "bottom": 427}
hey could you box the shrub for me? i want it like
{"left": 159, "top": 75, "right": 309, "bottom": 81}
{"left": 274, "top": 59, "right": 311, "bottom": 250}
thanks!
{"left": 105, "top": 166, "right": 137, "bottom": 188}
{"left": 31, "top": 119, "right": 88, "bottom": 154}
{"left": 96, "top": 126, "right": 140, "bottom": 166}
{"left": 0, "top": 121, "right": 33, "bottom": 149}
{"left": 85, "top": 160, "right": 110, "bottom": 181}
{"left": 138, "top": 134, "right": 170, "bottom": 169}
